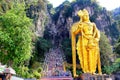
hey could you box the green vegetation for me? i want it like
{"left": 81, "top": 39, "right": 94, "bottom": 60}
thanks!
{"left": 31, "top": 37, "right": 52, "bottom": 62}
{"left": 99, "top": 32, "right": 113, "bottom": 66}
{"left": 62, "top": 38, "right": 72, "bottom": 63}
{"left": 16, "top": 62, "right": 43, "bottom": 78}
{"left": 102, "top": 57, "right": 120, "bottom": 74}
{"left": 47, "top": 3, "right": 55, "bottom": 15}
{"left": 114, "top": 34, "right": 120, "bottom": 72}
{"left": 26, "top": 0, "right": 46, "bottom": 12}
{"left": 0, "top": 0, "right": 51, "bottom": 78}
{"left": 114, "top": 37, "right": 120, "bottom": 55}
{"left": 0, "top": 0, "right": 12, "bottom": 14}
{"left": 0, "top": 2, "right": 32, "bottom": 76}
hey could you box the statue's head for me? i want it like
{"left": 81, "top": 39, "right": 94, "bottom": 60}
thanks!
{"left": 77, "top": 9, "right": 89, "bottom": 22}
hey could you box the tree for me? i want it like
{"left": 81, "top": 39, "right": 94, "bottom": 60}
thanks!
{"left": 0, "top": 3, "right": 32, "bottom": 74}
{"left": 99, "top": 32, "right": 113, "bottom": 67}
{"left": 61, "top": 38, "right": 72, "bottom": 63}
{"left": 34, "top": 37, "right": 52, "bottom": 62}
{"left": 114, "top": 37, "right": 120, "bottom": 55}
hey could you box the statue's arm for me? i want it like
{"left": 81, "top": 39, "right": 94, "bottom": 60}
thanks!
{"left": 93, "top": 23, "right": 100, "bottom": 41}
{"left": 71, "top": 22, "right": 83, "bottom": 35}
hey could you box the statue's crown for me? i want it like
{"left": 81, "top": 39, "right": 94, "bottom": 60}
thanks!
{"left": 77, "top": 10, "right": 83, "bottom": 17}
{"left": 82, "top": 9, "right": 89, "bottom": 15}
{"left": 77, "top": 9, "right": 89, "bottom": 17}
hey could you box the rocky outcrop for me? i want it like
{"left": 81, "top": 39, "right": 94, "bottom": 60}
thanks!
{"left": 112, "top": 7, "right": 120, "bottom": 17}
{"left": 26, "top": 0, "right": 49, "bottom": 37}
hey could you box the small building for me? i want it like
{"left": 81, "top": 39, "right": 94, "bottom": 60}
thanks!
{"left": 0, "top": 63, "right": 16, "bottom": 80}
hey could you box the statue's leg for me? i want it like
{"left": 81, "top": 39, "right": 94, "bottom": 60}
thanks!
{"left": 77, "top": 50, "right": 83, "bottom": 70}
{"left": 81, "top": 38, "right": 89, "bottom": 73}
{"left": 90, "top": 47, "right": 101, "bottom": 74}
{"left": 88, "top": 50, "right": 92, "bottom": 73}
{"left": 83, "top": 46, "right": 89, "bottom": 73}
{"left": 98, "top": 52, "right": 102, "bottom": 74}
{"left": 90, "top": 50, "right": 97, "bottom": 74}
{"left": 72, "top": 51, "right": 77, "bottom": 77}
{"left": 77, "top": 37, "right": 85, "bottom": 74}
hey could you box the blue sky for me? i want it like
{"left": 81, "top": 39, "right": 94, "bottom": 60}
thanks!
{"left": 48, "top": 0, "right": 120, "bottom": 11}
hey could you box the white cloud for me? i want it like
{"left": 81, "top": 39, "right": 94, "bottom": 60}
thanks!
{"left": 48, "top": 0, "right": 120, "bottom": 10}
{"left": 97, "top": 0, "right": 120, "bottom": 10}
{"left": 48, "top": 0, "right": 65, "bottom": 7}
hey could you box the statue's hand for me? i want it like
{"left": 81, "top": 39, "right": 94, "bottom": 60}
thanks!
{"left": 87, "top": 38, "right": 97, "bottom": 49}
{"left": 88, "top": 36, "right": 94, "bottom": 40}
{"left": 78, "top": 23, "right": 82, "bottom": 29}
{"left": 94, "top": 38, "right": 99, "bottom": 43}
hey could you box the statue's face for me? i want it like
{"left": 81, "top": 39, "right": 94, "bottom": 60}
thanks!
{"left": 82, "top": 14, "right": 89, "bottom": 21}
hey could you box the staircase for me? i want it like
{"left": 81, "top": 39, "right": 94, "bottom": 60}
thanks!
{"left": 41, "top": 47, "right": 73, "bottom": 79}
{"left": 44, "top": 47, "right": 64, "bottom": 71}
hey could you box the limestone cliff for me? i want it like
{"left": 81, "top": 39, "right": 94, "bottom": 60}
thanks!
{"left": 25, "top": 0, "right": 49, "bottom": 37}
{"left": 112, "top": 7, "right": 120, "bottom": 32}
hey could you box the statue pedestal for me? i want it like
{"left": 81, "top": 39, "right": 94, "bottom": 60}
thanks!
{"left": 80, "top": 73, "right": 93, "bottom": 80}
{"left": 40, "top": 77, "right": 73, "bottom": 80}
{"left": 74, "top": 73, "right": 114, "bottom": 80}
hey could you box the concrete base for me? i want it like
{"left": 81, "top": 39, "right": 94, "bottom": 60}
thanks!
{"left": 40, "top": 77, "right": 73, "bottom": 80}
{"left": 74, "top": 73, "right": 114, "bottom": 80}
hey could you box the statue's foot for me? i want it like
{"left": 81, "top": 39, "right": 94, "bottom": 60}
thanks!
{"left": 98, "top": 72, "right": 102, "bottom": 75}
{"left": 92, "top": 73, "right": 96, "bottom": 75}
{"left": 74, "top": 74, "right": 78, "bottom": 77}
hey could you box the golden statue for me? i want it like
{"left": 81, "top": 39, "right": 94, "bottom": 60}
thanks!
{"left": 71, "top": 9, "right": 102, "bottom": 77}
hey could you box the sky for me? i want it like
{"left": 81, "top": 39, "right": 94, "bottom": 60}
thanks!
{"left": 48, "top": 0, "right": 120, "bottom": 11}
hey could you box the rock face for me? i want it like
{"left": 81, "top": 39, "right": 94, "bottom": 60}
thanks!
{"left": 112, "top": 7, "right": 120, "bottom": 17}
{"left": 44, "top": 0, "right": 119, "bottom": 46}
{"left": 26, "top": 0, "right": 49, "bottom": 37}
{"left": 112, "top": 7, "right": 120, "bottom": 32}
